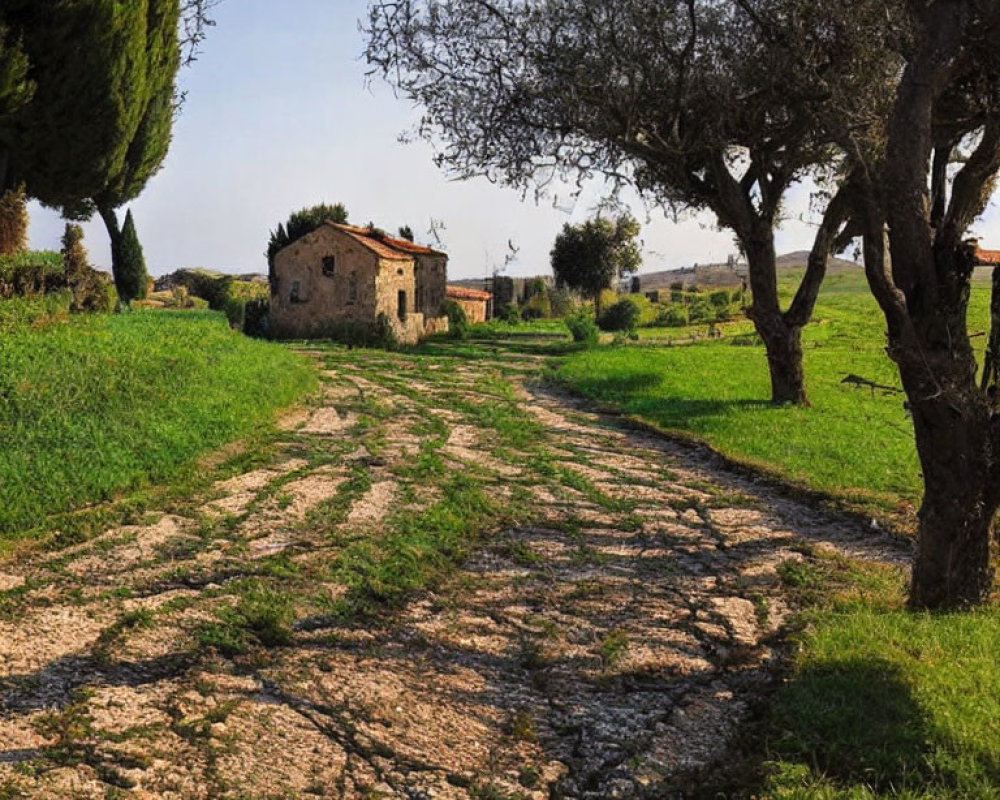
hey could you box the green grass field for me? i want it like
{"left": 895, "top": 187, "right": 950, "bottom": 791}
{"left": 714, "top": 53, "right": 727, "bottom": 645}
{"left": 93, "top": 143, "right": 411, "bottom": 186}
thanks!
{"left": 557, "top": 267, "right": 992, "bottom": 513}
{"left": 0, "top": 307, "right": 315, "bottom": 542}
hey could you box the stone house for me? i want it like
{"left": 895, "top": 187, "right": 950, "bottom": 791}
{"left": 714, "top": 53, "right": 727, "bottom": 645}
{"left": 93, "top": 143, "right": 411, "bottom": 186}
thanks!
{"left": 446, "top": 285, "right": 492, "bottom": 323}
{"left": 270, "top": 222, "right": 449, "bottom": 343}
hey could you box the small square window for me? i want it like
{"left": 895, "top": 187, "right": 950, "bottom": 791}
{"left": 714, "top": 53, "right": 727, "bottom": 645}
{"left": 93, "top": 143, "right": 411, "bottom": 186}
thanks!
{"left": 322, "top": 255, "right": 336, "bottom": 277}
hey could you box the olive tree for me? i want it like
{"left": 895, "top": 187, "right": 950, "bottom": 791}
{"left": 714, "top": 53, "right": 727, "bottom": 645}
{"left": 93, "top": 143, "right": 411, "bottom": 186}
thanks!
{"left": 365, "top": 0, "right": 876, "bottom": 404}
{"left": 843, "top": 0, "right": 1000, "bottom": 608}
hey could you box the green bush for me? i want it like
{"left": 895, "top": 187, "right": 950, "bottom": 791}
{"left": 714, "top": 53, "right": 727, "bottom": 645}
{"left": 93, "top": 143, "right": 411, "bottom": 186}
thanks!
{"left": 564, "top": 308, "right": 599, "bottom": 345}
{"left": 598, "top": 297, "right": 641, "bottom": 332}
{"left": 548, "top": 286, "right": 576, "bottom": 317}
{"left": 443, "top": 298, "right": 470, "bottom": 339}
{"left": 688, "top": 297, "right": 714, "bottom": 323}
{"left": 0, "top": 250, "right": 65, "bottom": 298}
{"left": 500, "top": 304, "right": 522, "bottom": 324}
{"left": 243, "top": 297, "right": 270, "bottom": 338}
{"left": 522, "top": 285, "right": 552, "bottom": 319}
{"left": 654, "top": 304, "right": 689, "bottom": 327}
{"left": 709, "top": 289, "right": 731, "bottom": 308}
{"left": 222, "top": 294, "right": 245, "bottom": 329}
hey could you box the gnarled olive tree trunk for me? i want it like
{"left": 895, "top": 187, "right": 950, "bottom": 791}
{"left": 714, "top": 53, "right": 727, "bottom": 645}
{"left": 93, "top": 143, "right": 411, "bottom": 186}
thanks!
{"left": 855, "top": 0, "right": 1000, "bottom": 609}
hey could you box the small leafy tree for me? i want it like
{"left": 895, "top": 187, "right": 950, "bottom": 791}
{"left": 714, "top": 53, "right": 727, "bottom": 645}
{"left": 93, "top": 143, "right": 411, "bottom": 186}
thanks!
{"left": 564, "top": 307, "right": 598, "bottom": 346}
{"left": 598, "top": 298, "right": 640, "bottom": 333}
{"left": 550, "top": 215, "right": 640, "bottom": 314}
{"left": 266, "top": 202, "right": 349, "bottom": 270}
{"left": 114, "top": 209, "right": 148, "bottom": 305}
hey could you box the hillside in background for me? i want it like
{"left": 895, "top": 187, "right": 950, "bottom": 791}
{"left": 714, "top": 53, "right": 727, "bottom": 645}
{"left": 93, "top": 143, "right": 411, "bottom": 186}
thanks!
{"left": 634, "top": 251, "right": 862, "bottom": 292}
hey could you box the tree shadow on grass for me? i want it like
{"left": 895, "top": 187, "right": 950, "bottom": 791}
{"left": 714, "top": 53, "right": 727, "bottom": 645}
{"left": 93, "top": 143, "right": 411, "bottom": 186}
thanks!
{"left": 704, "top": 656, "right": 933, "bottom": 798}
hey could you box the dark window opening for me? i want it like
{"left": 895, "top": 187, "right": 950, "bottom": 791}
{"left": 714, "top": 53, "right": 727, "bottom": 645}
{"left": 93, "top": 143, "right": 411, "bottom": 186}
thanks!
{"left": 397, "top": 290, "right": 407, "bottom": 321}
{"left": 322, "top": 255, "right": 336, "bottom": 277}
{"left": 290, "top": 280, "right": 302, "bottom": 303}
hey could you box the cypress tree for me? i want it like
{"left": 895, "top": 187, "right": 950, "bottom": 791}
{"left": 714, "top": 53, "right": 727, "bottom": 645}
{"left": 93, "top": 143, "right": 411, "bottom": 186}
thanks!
{"left": 0, "top": 1, "right": 185, "bottom": 288}
{"left": 115, "top": 209, "right": 148, "bottom": 305}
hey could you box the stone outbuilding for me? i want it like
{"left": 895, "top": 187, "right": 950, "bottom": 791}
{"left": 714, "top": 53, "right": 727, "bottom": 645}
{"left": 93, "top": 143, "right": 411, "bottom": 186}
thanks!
{"left": 446, "top": 285, "right": 493, "bottom": 323}
{"left": 270, "top": 222, "right": 449, "bottom": 343}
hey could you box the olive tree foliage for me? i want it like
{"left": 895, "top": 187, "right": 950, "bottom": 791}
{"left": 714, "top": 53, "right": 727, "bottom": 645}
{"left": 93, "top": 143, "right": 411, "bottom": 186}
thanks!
{"left": 365, "top": 0, "right": 889, "bottom": 404}
{"left": 550, "top": 215, "right": 640, "bottom": 311}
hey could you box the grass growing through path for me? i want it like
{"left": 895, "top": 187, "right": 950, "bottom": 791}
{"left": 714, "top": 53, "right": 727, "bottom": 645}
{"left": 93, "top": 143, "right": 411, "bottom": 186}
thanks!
{"left": 556, "top": 268, "right": 992, "bottom": 512}
{"left": 0, "top": 308, "right": 315, "bottom": 540}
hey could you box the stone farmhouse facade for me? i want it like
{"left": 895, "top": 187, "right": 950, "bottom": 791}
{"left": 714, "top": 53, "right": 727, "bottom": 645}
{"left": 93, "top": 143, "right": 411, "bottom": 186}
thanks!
{"left": 270, "top": 222, "right": 449, "bottom": 343}
{"left": 445, "top": 285, "right": 492, "bottom": 323}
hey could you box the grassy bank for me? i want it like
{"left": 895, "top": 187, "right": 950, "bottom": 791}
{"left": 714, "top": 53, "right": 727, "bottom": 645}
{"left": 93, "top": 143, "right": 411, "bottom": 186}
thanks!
{"left": 747, "top": 553, "right": 1000, "bottom": 800}
{"left": 0, "top": 308, "right": 315, "bottom": 540}
{"left": 556, "top": 268, "right": 992, "bottom": 513}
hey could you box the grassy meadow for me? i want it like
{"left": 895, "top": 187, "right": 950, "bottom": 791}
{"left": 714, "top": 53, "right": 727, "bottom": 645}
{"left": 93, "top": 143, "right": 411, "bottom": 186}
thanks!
{"left": 0, "top": 305, "right": 315, "bottom": 544}
{"left": 557, "top": 266, "right": 995, "bottom": 514}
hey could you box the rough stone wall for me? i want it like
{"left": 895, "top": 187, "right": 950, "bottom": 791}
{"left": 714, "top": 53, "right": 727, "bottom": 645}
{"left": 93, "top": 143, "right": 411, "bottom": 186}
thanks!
{"left": 414, "top": 254, "right": 447, "bottom": 316}
{"left": 271, "top": 226, "right": 385, "bottom": 338}
{"left": 454, "top": 297, "right": 488, "bottom": 323}
{"left": 271, "top": 225, "right": 447, "bottom": 343}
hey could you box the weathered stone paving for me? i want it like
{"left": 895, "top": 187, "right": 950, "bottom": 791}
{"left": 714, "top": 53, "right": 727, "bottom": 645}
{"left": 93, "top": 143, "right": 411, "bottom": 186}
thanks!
{"left": 0, "top": 341, "right": 906, "bottom": 799}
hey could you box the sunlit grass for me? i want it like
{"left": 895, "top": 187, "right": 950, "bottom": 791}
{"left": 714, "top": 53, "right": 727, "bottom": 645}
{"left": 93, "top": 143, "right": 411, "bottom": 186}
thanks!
{"left": 556, "top": 268, "right": 993, "bottom": 512}
{"left": 0, "top": 308, "right": 315, "bottom": 538}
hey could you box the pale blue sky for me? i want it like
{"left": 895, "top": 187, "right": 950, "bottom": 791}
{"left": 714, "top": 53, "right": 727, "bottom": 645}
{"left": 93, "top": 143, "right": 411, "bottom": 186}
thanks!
{"left": 24, "top": 0, "right": 1000, "bottom": 279}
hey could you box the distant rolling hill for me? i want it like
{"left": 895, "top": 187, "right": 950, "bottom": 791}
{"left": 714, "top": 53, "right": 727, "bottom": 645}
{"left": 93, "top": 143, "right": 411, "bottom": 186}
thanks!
{"left": 634, "top": 251, "right": 862, "bottom": 292}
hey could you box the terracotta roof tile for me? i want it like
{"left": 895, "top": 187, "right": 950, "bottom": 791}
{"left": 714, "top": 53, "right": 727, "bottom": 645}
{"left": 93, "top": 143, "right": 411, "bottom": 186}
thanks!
{"left": 326, "top": 222, "right": 447, "bottom": 260}
{"left": 976, "top": 247, "right": 1000, "bottom": 265}
{"left": 447, "top": 285, "right": 492, "bottom": 301}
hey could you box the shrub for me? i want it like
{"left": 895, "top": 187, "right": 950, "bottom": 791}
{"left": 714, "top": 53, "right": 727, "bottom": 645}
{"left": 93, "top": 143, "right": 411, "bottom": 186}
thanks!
{"left": 522, "top": 288, "right": 552, "bottom": 319}
{"left": 548, "top": 286, "right": 576, "bottom": 317}
{"left": 61, "top": 224, "right": 113, "bottom": 314}
{"left": 655, "top": 304, "right": 689, "bottom": 327}
{"left": 0, "top": 187, "right": 28, "bottom": 255}
{"left": 598, "top": 297, "right": 641, "bottom": 332}
{"left": 0, "top": 250, "right": 65, "bottom": 298}
{"left": 709, "top": 289, "right": 731, "bottom": 308}
{"left": 565, "top": 308, "right": 598, "bottom": 345}
{"left": 243, "top": 297, "right": 270, "bottom": 338}
{"left": 688, "top": 297, "right": 714, "bottom": 323}
{"left": 443, "top": 298, "right": 470, "bottom": 339}
{"left": 500, "top": 304, "right": 521, "bottom": 324}
{"left": 222, "top": 294, "right": 245, "bottom": 329}
{"left": 669, "top": 281, "right": 685, "bottom": 303}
